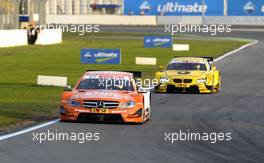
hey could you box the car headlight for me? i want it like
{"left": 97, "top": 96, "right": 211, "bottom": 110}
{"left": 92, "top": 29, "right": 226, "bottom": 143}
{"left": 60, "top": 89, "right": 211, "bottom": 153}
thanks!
{"left": 119, "top": 100, "right": 135, "bottom": 109}
{"left": 196, "top": 78, "right": 207, "bottom": 83}
{"left": 68, "top": 99, "right": 81, "bottom": 107}
{"left": 160, "top": 76, "right": 170, "bottom": 83}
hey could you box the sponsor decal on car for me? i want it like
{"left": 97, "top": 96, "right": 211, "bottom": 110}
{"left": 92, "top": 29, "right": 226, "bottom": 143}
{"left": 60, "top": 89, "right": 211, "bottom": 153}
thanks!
{"left": 72, "top": 91, "right": 131, "bottom": 100}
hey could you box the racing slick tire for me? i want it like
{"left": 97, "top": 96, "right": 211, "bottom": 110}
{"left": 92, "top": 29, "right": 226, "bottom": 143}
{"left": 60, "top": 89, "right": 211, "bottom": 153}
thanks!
{"left": 211, "top": 77, "right": 221, "bottom": 93}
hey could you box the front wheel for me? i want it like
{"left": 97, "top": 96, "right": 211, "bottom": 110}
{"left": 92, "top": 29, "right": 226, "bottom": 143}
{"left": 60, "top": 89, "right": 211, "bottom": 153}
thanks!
{"left": 141, "top": 107, "right": 151, "bottom": 124}
{"left": 212, "top": 76, "right": 221, "bottom": 93}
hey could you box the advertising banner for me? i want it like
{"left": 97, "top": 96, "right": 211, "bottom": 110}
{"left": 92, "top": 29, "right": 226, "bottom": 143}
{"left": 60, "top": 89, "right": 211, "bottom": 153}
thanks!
{"left": 228, "top": 0, "right": 264, "bottom": 16}
{"left": 124, "top": 0, "right": 223, "bottom": 16}
{"left": 81, "top": 49, "right": 121, "bottom": 64}
{"left": 144, "top": 36, "right": 173, "bottom": 48}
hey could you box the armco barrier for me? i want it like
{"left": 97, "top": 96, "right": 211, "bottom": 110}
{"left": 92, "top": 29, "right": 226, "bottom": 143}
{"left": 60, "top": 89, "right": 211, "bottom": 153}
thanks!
{"left": 157, "top": 16, "right": 264, "bottom": 25}
{"left": 46, "top": 15, "right": 157, "bottom": 25}
{"left": 47, "top": 15, "right": 264, "bottom": 26}
{"left": 204, "top": 16, "right": 264, "bottom": 25}
{"left": 0, "top": 30, "right": 28, "bottom": 47}
{"left": 157, "top": 16, "right": 203, "bottom": 25}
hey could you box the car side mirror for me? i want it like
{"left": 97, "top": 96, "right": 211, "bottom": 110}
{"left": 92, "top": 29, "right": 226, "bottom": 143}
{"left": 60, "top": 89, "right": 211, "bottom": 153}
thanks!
{"left": 64, "top": 85, "right": 72, "bottom": 92}
{"left": 138, "top": 87, "right": 149, "bottom": 93}
{"left": 159, "top": 65, "right": 164, "bottom": 72}
{"left": 211, "top": 66, "right": 217, "bottom": 71}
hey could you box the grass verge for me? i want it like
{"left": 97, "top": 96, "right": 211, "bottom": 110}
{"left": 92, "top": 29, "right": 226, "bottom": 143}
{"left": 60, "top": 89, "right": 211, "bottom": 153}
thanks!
{"left": 0, "top": 32, "right": 247, "bottom": 132}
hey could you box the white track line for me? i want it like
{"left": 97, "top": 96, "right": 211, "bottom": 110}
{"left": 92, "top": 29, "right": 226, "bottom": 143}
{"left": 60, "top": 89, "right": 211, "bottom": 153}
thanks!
{"left": 215, "top": 40, "right": 258, "bottom": 62}
{"left": 0, "top": 39, "right": 259, "bottom": 142}
{"left": 0, "top": 119, "right": 60, "bottom": 141}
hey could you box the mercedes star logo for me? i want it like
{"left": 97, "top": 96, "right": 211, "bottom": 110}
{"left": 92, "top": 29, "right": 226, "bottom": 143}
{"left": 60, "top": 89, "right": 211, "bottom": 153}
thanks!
{"left": 97, "top": 101, "right": 104, "bottom": 108}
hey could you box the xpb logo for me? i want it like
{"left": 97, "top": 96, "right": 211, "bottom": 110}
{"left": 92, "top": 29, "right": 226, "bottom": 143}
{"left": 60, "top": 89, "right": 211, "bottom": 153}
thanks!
{"left": 243, "top": 1, "right": 255, "bottom": 15}
{"left": 140, "top": 0, "right": 152, "bottom": 13}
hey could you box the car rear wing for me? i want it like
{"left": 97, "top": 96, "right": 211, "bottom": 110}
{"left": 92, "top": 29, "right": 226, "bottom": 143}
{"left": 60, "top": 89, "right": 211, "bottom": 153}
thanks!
{"left": 86, "top": 70, "right": 142, "bottom": 78}
{"left": 173, "top": 56, "right": 214, "bottom": 63}
{"left": 128, "top": 71, "right": 142, "bottom": 78}
{"left": 202, "top": 57, "right": 214, "bottom": 63}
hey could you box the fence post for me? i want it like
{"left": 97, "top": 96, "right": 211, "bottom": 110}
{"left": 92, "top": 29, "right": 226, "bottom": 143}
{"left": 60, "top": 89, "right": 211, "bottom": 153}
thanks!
{"left": 224, "top": 0, "right": 228, "bottom": 16}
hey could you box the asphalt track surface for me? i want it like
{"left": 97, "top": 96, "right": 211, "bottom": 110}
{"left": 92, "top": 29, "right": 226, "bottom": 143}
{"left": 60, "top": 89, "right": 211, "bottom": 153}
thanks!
{"left": 0, "top": 27, "right": 264, "bottom": 163}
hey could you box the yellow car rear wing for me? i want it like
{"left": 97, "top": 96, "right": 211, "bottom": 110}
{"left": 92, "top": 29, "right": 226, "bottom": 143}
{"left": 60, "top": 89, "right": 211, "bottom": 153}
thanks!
{"left": 173, "top": 56, "right": 214, "bottom": 63}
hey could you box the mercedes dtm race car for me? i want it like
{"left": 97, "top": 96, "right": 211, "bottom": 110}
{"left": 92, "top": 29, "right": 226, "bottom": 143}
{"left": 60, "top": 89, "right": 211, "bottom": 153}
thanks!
{"left": 60, "top": 71, "right": 151, "bottom": 123}
{"left": 155, "top": 57, "right": 221, "bottom": 93}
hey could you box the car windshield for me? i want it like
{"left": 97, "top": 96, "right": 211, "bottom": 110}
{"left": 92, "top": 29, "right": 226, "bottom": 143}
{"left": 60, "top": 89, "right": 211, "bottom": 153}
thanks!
{"left": 77, "top": 78, "right": 134, "bottom": 91}
{"left": 166, "top": 62, "right": 207, "bottom": 71}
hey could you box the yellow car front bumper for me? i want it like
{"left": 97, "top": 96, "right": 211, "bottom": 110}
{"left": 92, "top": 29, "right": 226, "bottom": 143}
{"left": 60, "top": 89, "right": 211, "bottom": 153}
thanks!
{"left": 155, "top": 82, "right": 213, "bottom": 93}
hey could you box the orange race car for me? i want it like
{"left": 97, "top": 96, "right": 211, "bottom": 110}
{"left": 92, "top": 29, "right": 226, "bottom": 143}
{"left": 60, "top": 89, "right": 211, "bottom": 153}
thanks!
{"left": 60, "top": 71, "right": 151, "bottom": 123}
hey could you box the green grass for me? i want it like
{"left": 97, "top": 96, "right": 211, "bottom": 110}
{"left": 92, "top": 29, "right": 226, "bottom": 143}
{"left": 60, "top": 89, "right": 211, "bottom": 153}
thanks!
{"left": 0, "top": 32, "right": 247, "bottom": 130}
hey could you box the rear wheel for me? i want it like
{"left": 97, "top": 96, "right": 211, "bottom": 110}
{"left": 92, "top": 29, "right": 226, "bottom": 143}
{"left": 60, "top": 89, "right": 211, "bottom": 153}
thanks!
{"left": 166, "top": 85, "right": 175, "bottom": 93}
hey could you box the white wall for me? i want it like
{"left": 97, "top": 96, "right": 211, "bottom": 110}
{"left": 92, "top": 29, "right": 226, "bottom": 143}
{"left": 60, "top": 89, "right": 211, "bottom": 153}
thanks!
{"left": 0, "top": 29, "right": 62, "bottom": 48}
{"left": 36, "top": 29, "right": 62, "bottom": 45}
{"left": 0, "top": 30, "right": 28, "bottom": 48}
{"left": 37, "top": 75, "right": 68, "bottom": 87}
{"left": 46, "top": 15, "right": 157, "bottom": 25}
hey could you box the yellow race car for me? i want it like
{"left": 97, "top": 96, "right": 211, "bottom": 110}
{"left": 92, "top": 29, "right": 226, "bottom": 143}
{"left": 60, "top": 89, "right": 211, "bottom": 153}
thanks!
{"left": 155, "top": 57, "right": 221, "bottom": 93}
